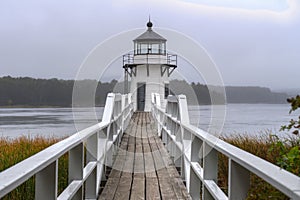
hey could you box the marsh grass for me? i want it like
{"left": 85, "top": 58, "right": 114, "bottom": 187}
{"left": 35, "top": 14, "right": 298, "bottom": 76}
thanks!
{"left": 0, "top": 133, "right": 299, "bottom": 199}
{"left": 220, "top": 133, "right": 300, "bottom": 200}
{"left": 0, "top": 136, "right": 68, "bottom": 200}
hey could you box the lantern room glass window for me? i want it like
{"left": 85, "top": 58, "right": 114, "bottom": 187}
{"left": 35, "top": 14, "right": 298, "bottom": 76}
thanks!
{"left": 134, "top": 41, "right": 166, "bottom": 55}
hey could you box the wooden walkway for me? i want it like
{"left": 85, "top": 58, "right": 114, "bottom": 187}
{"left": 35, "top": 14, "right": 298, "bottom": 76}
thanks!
{"left": 99, "top": 112, "right": 191, "bottom": 200}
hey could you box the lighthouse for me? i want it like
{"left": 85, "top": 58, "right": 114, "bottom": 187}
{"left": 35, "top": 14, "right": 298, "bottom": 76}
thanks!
{"left": 123, "top": 20, "right": 177, "bottom": 111}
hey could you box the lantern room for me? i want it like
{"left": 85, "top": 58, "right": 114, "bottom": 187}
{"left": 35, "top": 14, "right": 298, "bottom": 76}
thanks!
{"left": 133, "top": 21, "right": 166, "bottom": 55}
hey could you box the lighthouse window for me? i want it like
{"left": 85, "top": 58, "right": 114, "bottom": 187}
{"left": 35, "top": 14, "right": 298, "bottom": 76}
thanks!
{"left": 151, "top": 44, "right": 159, "bottom": 54}
{"left": 136, "top": 43, "right": 141, "bottom": 54}
{"left": 162, "top": 43, "right": 166, "bottom": 55}
{"left": 164, "top": 83, "right": 169, "bottom": 99}
{"left": 135, "top": 43, "right": 148, "bottom": 55}
{"left": 141, "top": 43, "right": 148, "bottom": 54}
{"left": 134, "top": 42, "right": 138, "bottom": 54}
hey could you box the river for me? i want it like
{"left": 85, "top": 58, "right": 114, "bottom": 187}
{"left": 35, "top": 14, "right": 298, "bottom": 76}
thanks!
{"left": 0, "top": 104, "right": 298, "bottom": 138}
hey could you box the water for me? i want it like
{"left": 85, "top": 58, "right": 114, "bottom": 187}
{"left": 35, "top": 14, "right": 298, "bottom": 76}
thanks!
{"left": 0, "top": 107, "right": 103, "bottom": 138}
{"left": 189, "top": 104, "right": 299, "bottom": 137}
{"left": 0, "top": 104, "right": 298, "bottom": 138}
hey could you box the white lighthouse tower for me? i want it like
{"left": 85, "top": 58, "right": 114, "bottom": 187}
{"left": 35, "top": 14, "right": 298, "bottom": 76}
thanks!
{"left": 123, "top": 20, "right": 177, "bottom": 111}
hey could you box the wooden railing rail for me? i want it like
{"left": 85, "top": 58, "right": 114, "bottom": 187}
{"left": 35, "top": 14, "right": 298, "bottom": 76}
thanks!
{"left": 0, "top": 93, "right": 133, "bottom": 200}
{"left": 151, "top": 93, "right": 300, "bottom": 200}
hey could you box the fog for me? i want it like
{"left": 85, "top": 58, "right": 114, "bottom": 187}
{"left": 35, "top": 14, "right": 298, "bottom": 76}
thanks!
{"left": 0, "top": 0, "right": 299, "bottom": 90}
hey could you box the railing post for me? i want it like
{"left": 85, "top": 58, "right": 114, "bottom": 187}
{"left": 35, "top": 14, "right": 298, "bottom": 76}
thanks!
{"left": 177, "top": 94, "right": 192, "bottom": 190}
{"left": 69, "top": 143, "right": 84, "bottom": 200}
{"left": 106, "top": 127, "right": 114, "bottom": 168}
{"left": 85, "top": 133, "right": 98, "bottom": 199}
{"left": 102, "top": 93, "right": 115, "bottom": 169}
{"left": 228, "top": 159, "right": 250, "bottom": 200}
{"left": 174, "top": 117, "right": 182, "bottom": 172}
{"left": 98, "top": 129, "right": 108, "bottom": 189}
{"left": 190, "top": 168, "right": 201, "bottom": 199}
{"left": 121, "top": 94, "right": 126, "bottom": 132}
{"left": 35, "top": 160, "right": 58, "bottom": 200}
{"left": 189, "top": 136, "right": 203, "bottom": 199}
{"left": 177, "top": 95, "right": 189, "bottom": 125}
{"left": 203, "top": 142, "right": 218, "bottom": 200}
{"left": 155, "top": 93, "right": 161, "bottom": 136}
{"left": 102, "top": 93, "right": 115, "bottom": 123}
{"left": 114, "top": 94, "right": 122, "bottom": 146}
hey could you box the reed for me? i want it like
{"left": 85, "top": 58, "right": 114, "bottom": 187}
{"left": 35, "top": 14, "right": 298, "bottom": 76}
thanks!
{"left": 0, "top": 133, "right": 298, "bottom": 199}
{"left": 0, "top": 136, "right": 68, "bottom": 200}
{"left": 220, "top": 133, "right": 299, "bottom": 200}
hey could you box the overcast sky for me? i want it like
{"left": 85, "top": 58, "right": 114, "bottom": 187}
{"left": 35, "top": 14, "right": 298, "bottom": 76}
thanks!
{"left": 0, "top": 0, "right": 299, "bottom": 90}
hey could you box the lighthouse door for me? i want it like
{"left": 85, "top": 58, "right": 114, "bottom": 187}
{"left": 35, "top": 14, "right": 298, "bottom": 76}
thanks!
{"left": 137, "top": 83, "right": 146, "bottom": 111}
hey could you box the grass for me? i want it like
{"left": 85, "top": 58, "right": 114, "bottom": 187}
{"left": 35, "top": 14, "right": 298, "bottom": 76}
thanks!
{"left": 220, "top": 133, "right": 299, "bottom": 200}
{"left": 0, "top": 133, "right": 299, "bottom": 199}
{"left": 0, "top": 136, "right": 68, "bottom": 200}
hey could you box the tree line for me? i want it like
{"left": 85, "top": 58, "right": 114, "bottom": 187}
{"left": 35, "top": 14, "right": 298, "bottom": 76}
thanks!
{"left": 0, "top": 76, "right": 288, "bottom": 107}
{"left": 169, "top": 79, "right": 288, "bottom": 105}
{"left": 0, "top": 76, "right": 117, "bottom": 107}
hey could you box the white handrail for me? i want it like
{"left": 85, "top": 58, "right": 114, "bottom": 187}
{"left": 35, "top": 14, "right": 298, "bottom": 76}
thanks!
{"left": 151, "top": 93, "right": 300, "bottom": 200}
{"left": 0, "top": 93, "right": 133, "bottom": 199}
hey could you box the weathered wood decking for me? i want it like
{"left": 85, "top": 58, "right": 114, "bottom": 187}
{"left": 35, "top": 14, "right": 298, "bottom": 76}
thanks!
{"left": 99, "top": 112, "right": 191, "bottom": 200}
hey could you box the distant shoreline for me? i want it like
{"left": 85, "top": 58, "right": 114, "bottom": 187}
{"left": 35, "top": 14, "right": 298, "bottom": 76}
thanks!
{"left": 0, "top": 105, "right": 63, "bottom": 108}
{"left": 0, "top": 76, "right": 290, "bottom": 106}
{"left": 0, "top": 103, "right": 289, "bottom": 109}
{"left": 0, "top": 105, "right": 105, "bottom": 108}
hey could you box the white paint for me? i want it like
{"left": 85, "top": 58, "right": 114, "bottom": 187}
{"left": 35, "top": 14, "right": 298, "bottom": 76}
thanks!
{"left": 130, "top": 60, "right": 169, "bottom": 111}
{"left": 151, "top": 93, "right": 300, "bottom": 200}
{"left": 0, "top": 93, "right": 133, "bottom": 199}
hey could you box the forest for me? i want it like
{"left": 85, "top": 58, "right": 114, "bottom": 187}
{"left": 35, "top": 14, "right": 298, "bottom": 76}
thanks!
{"left": 0, "top": 76, "right": 288, "bottom": 107}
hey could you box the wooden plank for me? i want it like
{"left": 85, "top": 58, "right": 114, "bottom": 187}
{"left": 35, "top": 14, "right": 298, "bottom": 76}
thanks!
{"left": 135, "top": 113, "right": 145, "bottom": 177}
{"left": 142, "top": 137, "right": 149, "bottom": 145}
{"left": 143, "top": 115, "right": 161, "bottom": 199}
{"left": 174, "top": 177, "right": 192, "bottom": 200}
{"left": 141, "top": 127, "right": 148, "bottom": 140}
{"left": 109, "top": 169, "right": 122, "bottom": 178}
{"left": 100, "top": 112, "right": 192, "bottom": 200}
{"left": 144, "top": 149, "right": 156, "bottom": 177}
{"left": 143, "top": 143, "right": 151, "bottom": 153}
{"left": 99, "top": 178, "right": 119, "bottom": 200}
{"left": 146, "top": 116, "right": 176, "bottom": 200}
{"left": 142, "top": 118, "right": 156, "bottom": 178}
{"left": 166, "top": 166, "right": 180, "bottom": 178}
{"left": 170, "top": 177, "right": 188, "bottom": 199}
{"left": 146, "top": 177, "right": 160, "bottom": 200}
{"left": 100, "top": 132, "right": 131, "bottom": 199}
{"left": 123, "top": 150, "right": 134, "bottom": 175}
{"left": 158, "top": 178, "right": 177, "bottom": 199}
{"left": 151, "top": 147, "right": 166, "bottom": 171}
{"left": 134, "top": 145, "right": 144, "bottom": 176}
{"left": 130, "top": 177, "right": 145, "bottom": 200}
{"left": 150, "top": 121, "right": 189, "bottom": 200}
{"left": 113, "top": 176, "right": 132, "bottom": 200}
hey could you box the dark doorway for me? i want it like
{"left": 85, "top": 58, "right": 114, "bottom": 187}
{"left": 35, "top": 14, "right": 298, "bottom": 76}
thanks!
{"left": 137, "top": 83, "right": 146, "bottom": 111}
